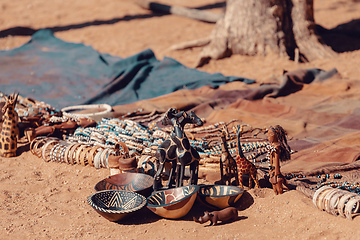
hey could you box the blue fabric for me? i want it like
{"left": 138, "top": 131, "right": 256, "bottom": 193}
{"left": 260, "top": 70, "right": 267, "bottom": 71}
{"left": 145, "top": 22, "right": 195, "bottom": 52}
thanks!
{"left": 0, "top": 29, "right": 255, "bottom": 109}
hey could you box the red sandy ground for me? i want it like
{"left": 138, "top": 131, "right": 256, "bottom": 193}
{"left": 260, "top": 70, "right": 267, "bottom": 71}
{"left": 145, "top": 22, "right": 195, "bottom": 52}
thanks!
{"left": 0, "top": 0, "right": 360, "bottom": 239}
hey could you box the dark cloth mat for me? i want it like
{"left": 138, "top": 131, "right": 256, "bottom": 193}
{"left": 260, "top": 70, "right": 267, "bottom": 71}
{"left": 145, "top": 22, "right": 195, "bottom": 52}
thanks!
{"left": 0, "top": 29, "right": 254, "bottom": 109}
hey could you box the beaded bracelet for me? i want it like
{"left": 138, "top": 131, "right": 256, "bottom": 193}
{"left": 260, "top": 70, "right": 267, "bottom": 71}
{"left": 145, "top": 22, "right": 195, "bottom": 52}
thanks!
{"left": 30, "top": 136, "right": 49, "bottom": 158}
{"left": 68, "top": 143, "right": 82, "bottom": 165}
{"left": 88, "top": 146, "right": 102, "bottom": 167}
{"left": 93, "top": 150, "right": 103, "bottom": 169}
{"left": 99, "top": 149, "right": 107, "bottom": 168}
{"left": 49, "top": 143, "right": 58, "bottom": 162}
{"left": 337, "top": 192, "right": 357, "bottom": 218}
{"left": 58, "top": 144, "right": 68, "bottom": 163}
{"left": 78, "top": 145, "right": 88, "bottom": 166}
{"left": 328, "top": 190, "right": 347, "bottom": 215}
{"left": 53, "top": 144, "right": 62, "bottom": 162}
{"left": 316, "top": 187, "right": 334, "bottom": 210}
{"left": 313, "top": 186, "right": 332, "bottom": 208}
{"left": 323, "top": 188, "right": 342, "bottom": 214}
{"left": 50, "top": 143, "right": 61, "bottom": 162}
{"left": 99, "top": 148, "right": 112, "bottom": 168}
{"left": 42, "top": 139, "right": 60, "bottom": 162}
{"left": 79, "top": 146, "right": 92, "bottom": 166}
{"left": 344, "top": 195, "right": 360, "bottom": 220}
{"left": 63, "top": 143, "right": 78, "bottom": 164}
{"left": 33, "top": 137, "right": 60, "bottom": 158}
{"left": 321, "top": 188, "right": 338, "bottom": 212}
{"left": 55, "top": 144, "right": 65, "bottom": 162}
{"left": 74, "top": 144, "right": 88, "bottom": 165}
{"left": 30, "top": 136, "right": 46, "bottom": 156}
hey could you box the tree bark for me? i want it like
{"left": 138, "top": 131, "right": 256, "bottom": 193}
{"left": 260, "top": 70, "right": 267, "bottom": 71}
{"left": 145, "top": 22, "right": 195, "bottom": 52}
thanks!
{"left": 196, "top": 0, "right": 336, "bottom": 67}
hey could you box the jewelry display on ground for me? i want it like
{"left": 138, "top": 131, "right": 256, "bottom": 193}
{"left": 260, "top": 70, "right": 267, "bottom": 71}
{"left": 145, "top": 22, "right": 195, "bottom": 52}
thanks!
{"left": 313, "top": 185, "right": 360, "bottom": 220}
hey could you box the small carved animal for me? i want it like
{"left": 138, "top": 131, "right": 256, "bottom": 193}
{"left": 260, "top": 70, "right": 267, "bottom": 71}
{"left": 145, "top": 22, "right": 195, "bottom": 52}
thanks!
{"left": 193, "top": 207, "right": 238, "bottom": 226}
{"left": 153, "top": 108, "right": 203, "bottom": 190}
{"left": 234, "top": 125, "right": 260, "bottom": 189}
{"left": 219, "top": 125, "right": 239, "bottom": 185}
{"left": 0, "top": 92, "right": 19, "bottom": 157}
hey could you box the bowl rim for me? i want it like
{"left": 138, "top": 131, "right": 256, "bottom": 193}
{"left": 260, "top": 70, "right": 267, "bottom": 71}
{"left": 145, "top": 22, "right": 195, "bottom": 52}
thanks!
{"left": 94, "top": 172, "right": 154, "bottom": 191}
{"left": 198, "top": 184, "right": 244, "bottom": 198}
{"left": 87, "top": 190, "right": 147, "bottom": 214}
{"left": 147, "top": 185, "right": 200, "bottom": 208}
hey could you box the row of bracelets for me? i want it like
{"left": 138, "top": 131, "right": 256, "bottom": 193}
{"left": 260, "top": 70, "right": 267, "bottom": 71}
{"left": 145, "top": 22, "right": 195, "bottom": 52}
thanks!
{"left": 30, "top": 136, "right": 118, "bottom": 169}
{"left": 313, "top": 185, "right": 360, "bottom": 220}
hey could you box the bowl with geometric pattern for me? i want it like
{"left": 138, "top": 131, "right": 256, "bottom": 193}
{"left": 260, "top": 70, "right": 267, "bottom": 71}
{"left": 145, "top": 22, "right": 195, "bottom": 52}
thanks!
{"left": 94, "top": 173, "right": 154, "bottom": 197}
{"left": 87, "top": 190, "right": 147, "bottom": 222}
{"left": 197, "top": 185, "right": 244, "bottom": 209}
{"left": 146, "top": 185, "right": 200, "bottom": 219}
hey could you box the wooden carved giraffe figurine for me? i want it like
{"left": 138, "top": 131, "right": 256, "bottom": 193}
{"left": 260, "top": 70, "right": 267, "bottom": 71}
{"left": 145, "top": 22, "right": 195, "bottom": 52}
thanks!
{"left": 153, "top": 108, "right": 203, "bottom": 191}
{"left": 0, "top": 93, "right": 19, "bottom": 157}
{"left": 234, "top": 125, "right": 260, "bottom": 189}
{"left": 219, "top": 126, "right": 239, "bottom": 186}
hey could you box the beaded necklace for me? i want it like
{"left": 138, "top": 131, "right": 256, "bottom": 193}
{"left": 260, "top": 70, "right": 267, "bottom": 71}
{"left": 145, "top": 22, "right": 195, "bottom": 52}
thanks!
{"left": 204, "top": 140, "right": 270, "bottom": 163}
{"left": 64, "top": 117, "right": 272, "bottom": 163}
{"left": 312, "top": 181, "right": 360, "bottom": 195}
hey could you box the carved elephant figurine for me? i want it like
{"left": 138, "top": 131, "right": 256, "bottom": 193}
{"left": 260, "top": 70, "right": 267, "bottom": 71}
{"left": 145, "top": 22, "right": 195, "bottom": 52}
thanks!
{"left": 193, "top": 207, "right": 238, "bottom": 226}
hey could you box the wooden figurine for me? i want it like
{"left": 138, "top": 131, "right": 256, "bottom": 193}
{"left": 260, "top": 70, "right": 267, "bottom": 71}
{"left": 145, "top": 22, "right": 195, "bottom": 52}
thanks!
{"left": 108, "top": 142, "right": 138, "bottom": 176}
{"left": 219, "top": 125, "right": 239, "bottom": 185}
{"left": 193, "top": 207, "right": 238, "bottom": 226}
{"left": 153, "top": 108, "right": 203, "bottom": 191}
{"left": 0, "top": 93, "right": 19, "bottom": 157}
{"left": 234, "top": 125, "right": 260, "bottom": 189}
{"left": 267, "top": 125, "right": 291, "bottom": 195}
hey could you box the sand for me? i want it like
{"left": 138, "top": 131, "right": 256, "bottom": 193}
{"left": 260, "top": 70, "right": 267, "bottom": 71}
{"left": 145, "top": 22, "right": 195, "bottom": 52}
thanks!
{"left": 1, "top": 0, "right": 360, "bottom": 239}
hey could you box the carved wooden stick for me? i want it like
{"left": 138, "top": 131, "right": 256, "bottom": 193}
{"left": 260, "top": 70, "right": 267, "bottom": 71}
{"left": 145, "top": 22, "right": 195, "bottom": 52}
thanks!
{"left": 134, "top": 0, "right": 223, "bottom": 23}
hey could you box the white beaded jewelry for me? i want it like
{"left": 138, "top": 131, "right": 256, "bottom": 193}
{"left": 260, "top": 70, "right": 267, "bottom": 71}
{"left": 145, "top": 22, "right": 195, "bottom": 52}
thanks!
{"left": 58, "top": 145, "right": 67, "bottom": 163}
{"left": 50, "top": 143, "right": 62, "bottom": 162}
{"left": 93, "top": 150, "right": 103, "bottom": 169}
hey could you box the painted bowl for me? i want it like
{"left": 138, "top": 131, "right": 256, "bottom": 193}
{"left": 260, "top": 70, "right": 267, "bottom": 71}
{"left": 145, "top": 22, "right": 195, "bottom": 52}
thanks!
{"left": 87, "top": 190, "right": 147, "bottom": 222}
{"left": 146, "top": 185, "right": 200, "bottom": 219}
{"left": 94, "top": 173, "right": 154, "bottom": 197}
{"left": 197, "top": 185, "right": 244, "bottom": 209}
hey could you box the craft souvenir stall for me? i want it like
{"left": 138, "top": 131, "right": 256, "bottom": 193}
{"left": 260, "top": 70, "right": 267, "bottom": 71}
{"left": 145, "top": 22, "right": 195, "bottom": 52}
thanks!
{"left": 1, "top": 20, "right": 360, "bottom": 238}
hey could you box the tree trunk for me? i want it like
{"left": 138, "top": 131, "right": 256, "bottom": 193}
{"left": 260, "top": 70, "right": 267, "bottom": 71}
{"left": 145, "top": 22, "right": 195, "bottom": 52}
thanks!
{"left": 196, "top": 0, "right": 336, "bottom": 67}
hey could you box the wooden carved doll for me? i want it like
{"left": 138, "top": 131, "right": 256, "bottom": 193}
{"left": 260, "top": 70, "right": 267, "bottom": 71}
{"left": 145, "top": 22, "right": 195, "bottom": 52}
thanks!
{"left": 267, "top": 125, "right": 291, "bottom": 194}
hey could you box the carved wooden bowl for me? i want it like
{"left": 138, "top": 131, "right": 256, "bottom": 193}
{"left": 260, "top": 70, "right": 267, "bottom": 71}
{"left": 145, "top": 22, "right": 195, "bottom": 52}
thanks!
{"left": 197, "top": 185, "right": 244, "bottom": 209}
{"left": 87, "top": 190, "right": 147, "bottom": 222}
{"left": 94, "top": 173, "right": 154, "bottom": 197}
{"left": 146, "top": 185, "right": 200, "bottom": 219}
